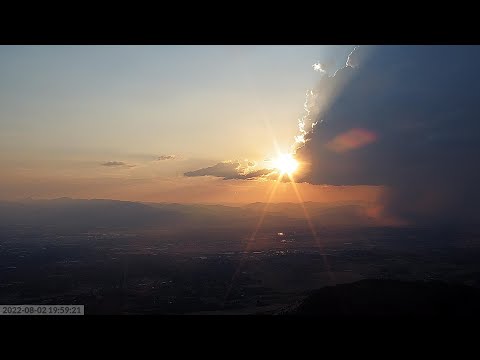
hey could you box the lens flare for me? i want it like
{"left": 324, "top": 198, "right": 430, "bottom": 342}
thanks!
{"left": 272, "top": 153, "right": 299, "bottom": 176}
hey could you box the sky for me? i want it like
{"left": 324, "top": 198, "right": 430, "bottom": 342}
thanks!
{"left": 0, "top": 45, "right": 359, "bottom": 204}
{"left": 0, "top": 45, "right": 353, "bottom": 158}
{"left": 5, "top": 45, "right": 478, "bottom": 227}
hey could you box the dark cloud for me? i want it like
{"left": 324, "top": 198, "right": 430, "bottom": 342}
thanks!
{"left": 237, "top": 169, "right": 273, "bottom": 180}
{"left": 157, "top": 155, "right": 176, "bottom": 161}
{"left": 295, "top": 45, "right": 480, "bottom": 225}
{"left": 184, "top": 161, "right": 275, "bottom": 180}
{"left": 101, "top": 161, "right": 135, "bottom": 168}
{"left": 184, "top": 161, "right": 241, "bottom": 178}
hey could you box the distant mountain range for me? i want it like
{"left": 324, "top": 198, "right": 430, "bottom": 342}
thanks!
{"left": 0, "top": 198, "right": 379, "bottom": 230}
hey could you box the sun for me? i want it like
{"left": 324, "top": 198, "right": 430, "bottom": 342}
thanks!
{"left": 272, "top": 153, "right": 299, "bottom": 176}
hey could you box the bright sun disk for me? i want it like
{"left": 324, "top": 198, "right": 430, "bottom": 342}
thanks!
{"left": 272, "top": 153, "right": 299, "bottom": 176}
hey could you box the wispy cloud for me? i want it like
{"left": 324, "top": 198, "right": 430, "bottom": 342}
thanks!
{"left": 101, "top": 161, "right": 135, "bottom": 168}
{"left": 157, "top": 155, "right": 176, "bottom": 161}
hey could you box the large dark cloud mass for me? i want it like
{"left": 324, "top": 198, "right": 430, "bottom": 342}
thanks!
{"left": 295, "top": 45, "right": 480, "bottom": 225}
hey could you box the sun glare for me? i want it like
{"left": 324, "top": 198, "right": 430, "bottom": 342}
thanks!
{"left": 273, "top": 153, "right": 299, "bottom": 176}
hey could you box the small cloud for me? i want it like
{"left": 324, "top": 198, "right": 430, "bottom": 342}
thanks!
{"left": 101, "top": 161, "right": 135, "bottom": 168}
{"left": 184, "top": 160, "right": 275, "bottom": 180}
{"left": 312, "top": 62, "right": 327, "bottom": 73}
{"left": 238, "top": 169, "right": 274, "bottom": 180}
{"left": 184, "top": 161, "right": 241, "bottom": 179}
{"left": 157, "top": 155, "right": 176, "bottom": 161}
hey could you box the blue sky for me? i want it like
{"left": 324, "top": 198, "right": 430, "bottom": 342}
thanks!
{"left": 0, "top": 45, "right": 353, "bottom": 160}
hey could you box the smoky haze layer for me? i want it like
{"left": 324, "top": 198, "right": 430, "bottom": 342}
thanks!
{"left": 295, "top": 45, "right": 480, "bottom": 225}
{"left": 0, "top": 198, "right": 380, "bottom": 231}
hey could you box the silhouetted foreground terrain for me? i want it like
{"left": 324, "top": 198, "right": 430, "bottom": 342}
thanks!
{"left": 280, "top": 279, "right": 480, "bottom": 317}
